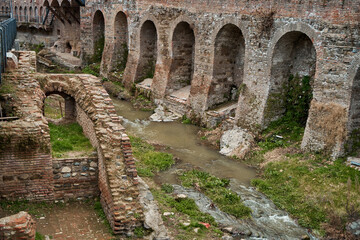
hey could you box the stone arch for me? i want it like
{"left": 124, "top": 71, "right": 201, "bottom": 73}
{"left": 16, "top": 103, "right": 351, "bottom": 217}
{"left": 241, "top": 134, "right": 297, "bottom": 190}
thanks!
{"left": 92, "top": 10, "right": 105, "bottom": 60}
{"left": 207, "top": 23, "right": 246, "bottom": 109}
{"left": 264, "top": 26, "right": 317, "bottom": 128}
{"left": 167, "top": 21, "right": 195, "bottom": 95}
{"left": 14, "top": 6, "right": 18, "bottom": 20}
{"left": 112, "top": 11, "right": 128, "bottom": 71}
{"left": 135, "top": 20, "right": 158, "bottom": 83}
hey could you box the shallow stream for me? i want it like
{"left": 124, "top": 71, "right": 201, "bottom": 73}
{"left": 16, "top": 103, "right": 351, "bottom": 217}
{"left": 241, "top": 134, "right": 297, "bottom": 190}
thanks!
{"left": 112, "top": 98, "right": 256, "bottom": 185}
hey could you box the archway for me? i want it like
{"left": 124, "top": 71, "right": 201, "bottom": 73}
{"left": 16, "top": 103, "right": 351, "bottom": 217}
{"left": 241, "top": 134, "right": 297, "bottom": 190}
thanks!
{"left": 207, "top": 24, "right": 245, "bottom": 109}
{"left": 135, "top": 20, "right": 157, "bottom": 83}
{"left": 44, "top": 92, "right": 76, "bottom": 123}
{"left": 348, "top": 67, "right": 360, "bottom": 154}
{"left": 112, "top": 11, "right": 128, "bottom": 72}
{"left": 167, "top": 21, "right": 195, "bottom": 97}
{"left": 24, "top": 7, "right": 27, "bottom": 21}
{"left": 92, "top": 10, "right": 105, "bottom": 62}
{"left": 265, "top": 31, "right": 316, "bottom": 128}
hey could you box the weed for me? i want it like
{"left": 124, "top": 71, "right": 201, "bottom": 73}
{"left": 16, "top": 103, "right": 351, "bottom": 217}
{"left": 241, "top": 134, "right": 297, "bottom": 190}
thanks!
{"left": 48, "top": 122, "right": 94, "bottom": 158}
{"left": 82, "top": 63, "right": 101, "bottom": 77}
{"left": 94, "top": 201, "right": 112, "bottom": 234}
{"left": 161, "top": 183, "right": 174, "bottom": 193}
{"left": 180, "top": 170, "right": 251, "bottom": 218}
{"left": 130, "top": 135, "right": 174, "bottom": 177}
{"left": 182, "top": 115, "right": 192, "bottom": 124}
{"left": 35, "top": 232, "right": 46, "bottom": 240}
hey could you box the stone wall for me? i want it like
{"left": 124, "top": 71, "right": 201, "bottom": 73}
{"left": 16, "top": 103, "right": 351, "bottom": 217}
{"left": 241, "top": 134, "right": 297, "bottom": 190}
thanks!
{"left": 53, "top": 157, "right": 99, "bottom": 200}
{"left": 0, "top": 211, "right": 36, "bottom": 240}
{"left": 79, "top": 0, "right": 359, "bottom": 157}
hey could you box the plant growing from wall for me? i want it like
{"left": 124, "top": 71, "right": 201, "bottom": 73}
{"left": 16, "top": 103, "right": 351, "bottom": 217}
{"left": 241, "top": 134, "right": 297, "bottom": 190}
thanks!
{"left": 91, "top": 35, "right": 105, "bottom": 63}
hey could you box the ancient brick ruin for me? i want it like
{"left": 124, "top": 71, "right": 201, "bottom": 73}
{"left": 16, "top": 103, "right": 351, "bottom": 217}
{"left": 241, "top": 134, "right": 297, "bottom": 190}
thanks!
{"left": 0, "top": 51, "right": 143, "bottom": 235}
{"left": 0, "top": 0, "right": 359, "bottom": 236}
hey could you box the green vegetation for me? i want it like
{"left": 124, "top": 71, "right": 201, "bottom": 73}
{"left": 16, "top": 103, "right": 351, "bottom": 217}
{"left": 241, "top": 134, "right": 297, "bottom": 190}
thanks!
{"left": 29, "top": 43, "right": 45, "bottom": 53}
{"left": 82, "top": 63, "right": 101, "bottom": 77}
{"left": 35, "top": 232, "right": 46, "bottom": 240}
{"left": 114, "top": 43, "right": 129, "bottom": 72}
{"left": 152, "top": 188, "right": 223, "bottom": 239}
{"left": 0, "top": 200, "right": 58, "bottom": 218}
{"left": 94, "top": 201, "right": 112, "bottom": 234}
{"left": 129, "top": 135, "right": 174, "bottom": 177}
{"left": 138, "top": 60, "right": 155, "bottom": 83}
{"left": 92, "top": 35, "right": 105, "bottom": 63}
{"left": 182, "top": 115, "right": 192, "bottom": 124}
{"left": 180, "top": 170, "right": 252, "bottom": 218}
{"left": 48, "top": 122, "right": 94, "bottom": 158}
{"left": 245, "top": 73, "right": 360, "bottom": 237}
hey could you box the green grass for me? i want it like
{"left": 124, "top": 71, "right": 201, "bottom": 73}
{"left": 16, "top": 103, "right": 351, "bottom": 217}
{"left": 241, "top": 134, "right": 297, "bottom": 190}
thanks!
{"left": 82, "top": 63, "right": 101, "bottom": 77}
{"left": 180, "top": 170, "right": 252, "bottom": 218}
{"left": 130, "top": 135, "right": 174, "bottom": 177}
{"left": 251, "top": 152, "right": 360, "bottom": 235}
{"left": 0, "top": 200, "right": 58, "bottom": 218}
{"left": 94, "top": 201, "right": 112, "bottom": 234}
{"left": 35, "top": 232, "right": 46, "bottom": 240}
{"left": 48, "top": 122, "right": 94, "bottom": 158}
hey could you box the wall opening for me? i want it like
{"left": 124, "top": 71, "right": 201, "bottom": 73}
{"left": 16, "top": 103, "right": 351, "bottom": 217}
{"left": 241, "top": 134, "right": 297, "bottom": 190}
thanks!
{"left": 112, "top": 11, "right": 128, "bottom": 72}
{"left": 167, "top": 21, "right": 195, "bottom": 96}
{"left": 265, "top": 31, "right": 316, "bottom": 128}
{"left": 92, "top": 10, "right": 105, "bottom": 63}
{"left": 207, "top": 24, "right": 245, "bottom": 110}
{"left": 44, "top": 93, "right": 75, "bottom": 123}
{"left": 135, "top": 20, "right": 157, "bottom": 83}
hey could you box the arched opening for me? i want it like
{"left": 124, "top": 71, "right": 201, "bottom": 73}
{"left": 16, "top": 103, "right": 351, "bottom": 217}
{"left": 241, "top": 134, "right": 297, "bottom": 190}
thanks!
{"left": 167, "top": 21, "right": 195, "bottom": 99}
{"left": 265, "top": 31, "right": 316, "bottom": 130}
{"left": 5, "top": 7, "right": 8, "bottom": 14}
{"left": 39, "top": 6, "right": 43, "bottom": 22}
{"left": 19, "top": 6, "right": 22, "bottom": 21}
{"left": 66, "top": 41, "right": 72, "bottom": 53}
{"left": 44, "top": 93, "right": 75, "bottom": 123}
{"left": 348, "top": 67, "right": 360, "bottom": 155}
{"left": 29, "top": 6, "right": 33, "bottom": 22}
{"left": 135, "top": 20, "right": 157, "bottom": 84}
{"left": 24, "top": 7, "right": 27, "bottom": 21}
{"left": 14, "top": 6, "right": 18, "bottom": 20}
{"left": 35, "top": 6, "right": 38, "bottom": 22}
{"left": 207, "top": 24, "right": 245, "bottom": 110}
{"left": 112, "top": 11, "right": 128, "bottom": 72}
{"left": 92, "top": 10, "right": 105, "bottom": 63}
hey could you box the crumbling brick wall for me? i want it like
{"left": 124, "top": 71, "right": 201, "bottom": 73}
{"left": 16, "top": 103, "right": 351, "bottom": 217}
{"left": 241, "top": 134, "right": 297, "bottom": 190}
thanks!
{"left": 0, "top": 211, "right": 36, "bottom": 240}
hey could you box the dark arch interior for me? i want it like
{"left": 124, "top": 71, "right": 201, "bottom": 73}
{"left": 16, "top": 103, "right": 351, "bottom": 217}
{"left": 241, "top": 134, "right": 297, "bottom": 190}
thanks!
{"left": 167, "top": 21, "right": 195, "bottom": 94}
{"left": 349, "top": 68, "right": 360, "bottom": 132}
{"left": 112, "top": 11, "right": 128, "bottom": 72}
{"left": 135, "top": 20, "right": 157, "bottom": 83}
{"left": 207, "top": 24, "right": 245, "bottom": 109}
{"left": 265, "top": 31, "right": 316, "bottom": 126}
{"left": 93, "top": 10, "right": 105, "bottom": 62}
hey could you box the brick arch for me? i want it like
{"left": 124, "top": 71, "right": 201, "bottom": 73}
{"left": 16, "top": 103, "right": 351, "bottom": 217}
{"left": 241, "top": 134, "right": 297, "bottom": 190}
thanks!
{"left": 92, "top": 10, "right": 105, "bottom": 58}
{"left": 264, "top": 22, "right": 319, "bottom": 126}
{"left": 206, "top": 23, "right": 247, "bottom": 110}
{"left": 40, "top": 74, "right": 143, "bottom": 235}
{"left": 110, "top": 10, "right": 129, "bottom": 72}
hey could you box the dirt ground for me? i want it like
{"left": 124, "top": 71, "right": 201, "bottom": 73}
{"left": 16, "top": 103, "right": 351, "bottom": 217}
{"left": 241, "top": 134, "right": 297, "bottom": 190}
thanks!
{"left": 1, "top": 201, "right": 114, "bottom": 240}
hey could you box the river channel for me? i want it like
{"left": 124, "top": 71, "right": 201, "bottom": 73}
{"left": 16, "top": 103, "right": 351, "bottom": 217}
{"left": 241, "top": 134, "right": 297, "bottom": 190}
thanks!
{"left": 112, "top": 98, "right": 256, "bottom": 185}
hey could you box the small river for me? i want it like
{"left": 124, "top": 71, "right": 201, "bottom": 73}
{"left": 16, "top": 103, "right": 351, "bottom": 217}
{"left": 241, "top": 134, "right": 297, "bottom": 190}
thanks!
{"left": 112, "top": 98, "right": 256, "bottom": 185}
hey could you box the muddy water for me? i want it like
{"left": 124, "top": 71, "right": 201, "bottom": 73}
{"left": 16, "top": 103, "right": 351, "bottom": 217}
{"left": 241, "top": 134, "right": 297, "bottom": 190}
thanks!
{"left": 112, "top": 98, "right": 256, "bottom": 185}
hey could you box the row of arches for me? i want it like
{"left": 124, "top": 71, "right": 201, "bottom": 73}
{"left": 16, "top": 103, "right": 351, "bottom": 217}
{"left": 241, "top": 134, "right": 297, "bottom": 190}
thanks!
{"left": 13, "top": 5, "right": 46, "bottom": 23}
{"left": 92, "top": 10, "right": 318, "bottom": 129}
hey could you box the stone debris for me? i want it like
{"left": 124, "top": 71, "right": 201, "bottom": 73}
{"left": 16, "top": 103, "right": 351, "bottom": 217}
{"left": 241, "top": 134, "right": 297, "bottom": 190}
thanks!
{"left": 150, "top": 105, "right": 181, "bottom": 122}
{"left": 219, "top": 127, "right": 255, "bottom": 159}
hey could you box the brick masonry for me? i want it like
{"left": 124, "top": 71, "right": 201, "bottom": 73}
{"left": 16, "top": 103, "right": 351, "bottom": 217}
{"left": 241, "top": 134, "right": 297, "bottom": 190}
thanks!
{"left": 0, "top": 211, "right": 36, "bottom": 240}
{"left": 0, "top": 51, "right": 143, "bottom": 235}
{"left": 76, "top": 0, "right": 359, "bottom": 158}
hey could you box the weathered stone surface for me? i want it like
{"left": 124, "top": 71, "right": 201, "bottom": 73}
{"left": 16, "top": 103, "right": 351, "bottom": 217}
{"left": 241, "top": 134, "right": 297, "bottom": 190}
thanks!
{"left": 219, "top": 127, "right": 254, "bottom": 159}
{"left": 61, "top": 167, "right": 72, "bottom": 173}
